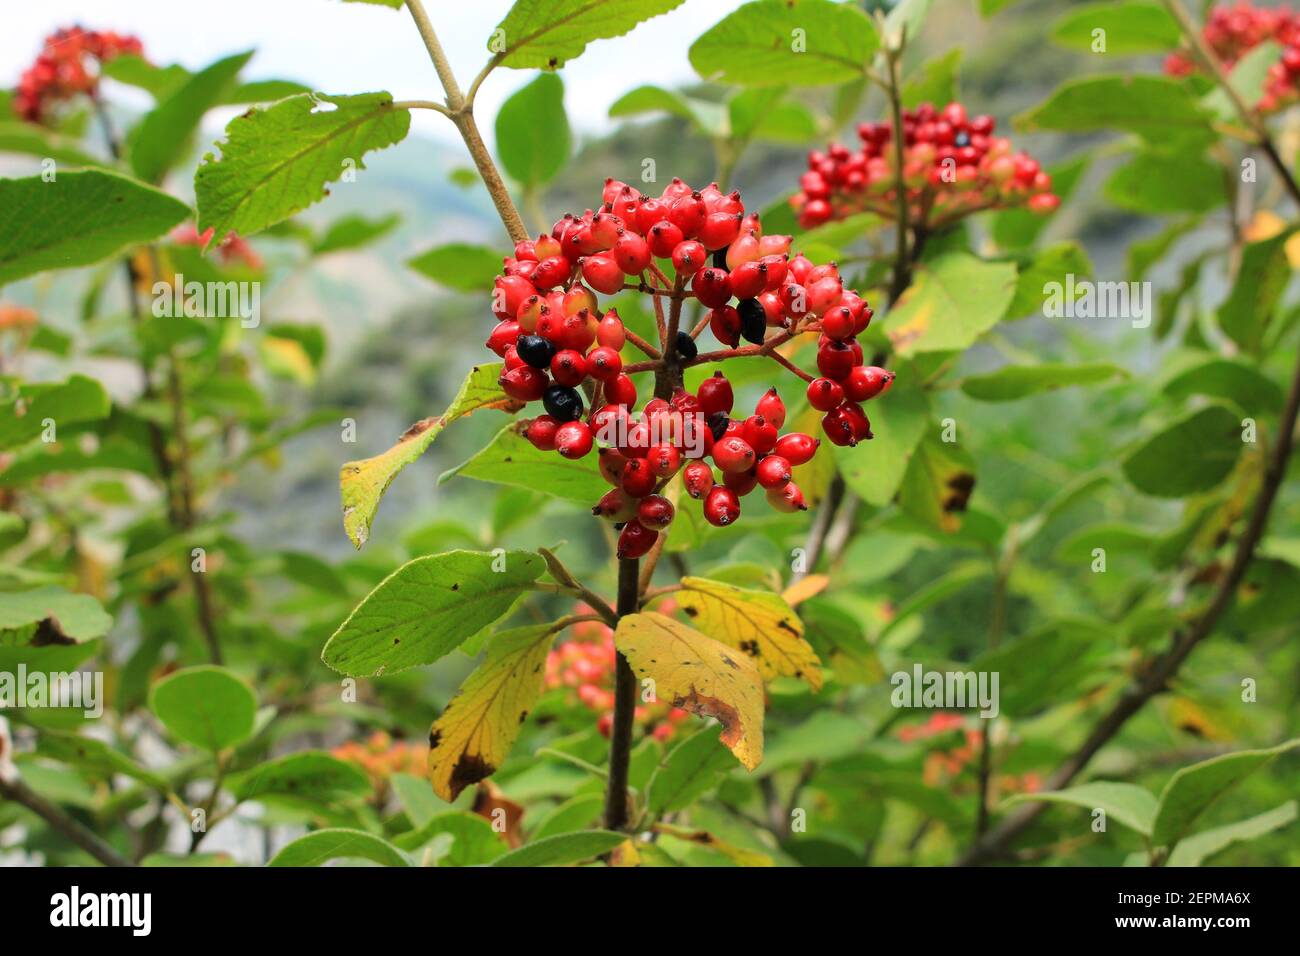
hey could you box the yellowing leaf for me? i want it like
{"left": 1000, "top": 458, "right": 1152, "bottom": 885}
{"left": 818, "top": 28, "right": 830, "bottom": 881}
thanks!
{"left": 427, "top": 622, "right": 558, "bottom": 802}
{"left": 676, "top": 577, "right": 822, "bottom": 691}
{"left": 781, "top": 574, "right": 828, "bottom": 607}
{"left": 614, "top": 611, "right": 765, "bottom": 770}
{"left": 259, "top": 335, "right": 315, "bottom": 384}
{"left": 340, "top": 362, "right": 519, "bottom": 548}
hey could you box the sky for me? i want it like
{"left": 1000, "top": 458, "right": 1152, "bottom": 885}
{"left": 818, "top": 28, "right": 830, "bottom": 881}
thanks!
{"left": 2, "top": 0, "right": 748, "bottom": 146}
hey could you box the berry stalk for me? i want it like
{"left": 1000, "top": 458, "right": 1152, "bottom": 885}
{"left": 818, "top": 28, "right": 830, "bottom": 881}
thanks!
{"left": 603, "top": 556, "right": 640, "bottom": 830}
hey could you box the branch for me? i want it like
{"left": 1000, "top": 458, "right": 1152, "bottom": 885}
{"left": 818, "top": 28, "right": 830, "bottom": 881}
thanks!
{"left": 405, "top": 0, "right": 528, "bottom": 243}
{"left": 604, "top": 558, "right": 640, "bottom": 829}
{"left": 0, "top": 775, "right": 133, "bottom": 867}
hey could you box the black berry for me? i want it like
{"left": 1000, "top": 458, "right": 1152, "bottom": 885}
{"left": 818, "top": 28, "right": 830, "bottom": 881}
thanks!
{"left": 543, "top": 384, "right": 584, "bottom": 422}
{"left": 516, "top": 334, "right": 556, "bottom": 369}
{"left": 674, "top": 330, "right": 698, "bottom": 361}
{"left": 738, "top": 298, "right": 766, "bottom": 344}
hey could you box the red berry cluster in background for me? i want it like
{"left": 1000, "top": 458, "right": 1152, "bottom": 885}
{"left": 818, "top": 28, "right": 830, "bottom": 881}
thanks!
{"left": 791, "top": 101, "right": 1059, "bottom": 231}
{"left": 13, "top": 25, "right": 143, "bottom": 124}
{"left": 895, "top": 713, "right": 1041, "bottom": 796}
{"left": 170, "top": 223, "right": 264, "bottom": 271}
{"left": 485, "top": 177, "right": 889, "bottom": 555}
{"left": 545, "top": 608, "right": 689, "bottom": 741}
{"left": 1164, "top": 2, "right": 1300, "bottom": 113}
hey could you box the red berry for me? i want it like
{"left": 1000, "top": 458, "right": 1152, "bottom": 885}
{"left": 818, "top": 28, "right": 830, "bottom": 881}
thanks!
{"left": 821, "top": 406, "right": 857, "bottom": 446}
{"left": 703, "top": 486, "right": 741, "bottom": 526}
{"left": 754, "top": 387, "right": 787, "bottom": 428}
{"left": 672, "top": 240, "right": 707, "bottom": 274}
{"left": 816, "top": 340, "right": 856, "bottom": 380}
{"left": 555, "top": 420, "right": 594, "bottom": 458}
{"left": 531, "top": 256, "right": 572, "bottom": 290}
{"left": 494, "top": 274, "right": 535, "bottom": 319}
{"left": 806, "top": 377, "right": 844, "bottom": 411}
{"left": 821, "top": 305, "right": 856, "bottom": 341}
{"left": 843, "top": 365, "right": 893, "bottom": 402}
{"left": 605, "top": 373, "right": 637, "bottom": 408}
{"left": 741, "top": 415, "right": 778, "bottom": 454}
{"left": 613, "top": 230, "right": 652, "bottom": 275}
{"left": 593, "top": 487, "right": 636, "bottom": 522}
{"left": 648, "top": 220, "right": 684, "bottom": 258}
{"left": 692, "top": 268, "right": 733, "bottom": 309}
{"left": 486, "top": 320, "right": 521, "bottom": 357}
{"left": 550, "top": 349, "right": 588, "bottom": 387}
{"left": 698, "top": 212, "right": 742, "bottom": 250}
{"left": 708, "top": 306, "right": 742, "bottom": 347}
{"left": 683, "top": 460, "right": 715, "bottom": 499}
{"left": 669, "top": 194, "right": 707, "bottom": 237}
{"left": 597, "top": 309, "right": 627, "bottom": 349}
{"left": 621, "top": 457, "right": 657, "bottom": 497}
{"left": 598, "top": 447, "right": 627, "bottom": 486}
{"left": 723, "top": 467, "right": 759, "bottom": 497}
{"left": 617, "top": 520, "right": 659, "bottom": 559}
{"left": 773, "top": 432, "right": 819, "bottom": 465}
{"left": 697, "top": 371, "right": 735, "bottom": 416}
{"left": 712, "top": 435, "right": 756, "bottom": 474}
{"left": 646, "top": 442, "right": 681, "bottom": 478}
{"left": 581, "top": 255, "right": 625, "bottom": 295}
{"left": 766, "top": 480, "right": 807, "bottom": 512}
{"left": 524, "top": 415, "right": 560, "bottom": 451}
{"left": 728, "top": 260, "right": 767, "bottom": 299}
{"left": 500, "top": 365, "right": 547, "bottom": 402}
{"left": 586, "top": 346, "right": 623, "bottom": 381}
{"left": 756, "top": 454, "right": 792, "bottom": 489}
{"left": 636, "top": 494, "right": 675, "bottom": 531}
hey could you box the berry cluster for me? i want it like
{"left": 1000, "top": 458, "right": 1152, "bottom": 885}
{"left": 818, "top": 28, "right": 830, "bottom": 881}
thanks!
{"left": 332, "top": 730, "right": 427, "bottom": 798}
{"left": 545, "top": 609, "right": 689, "bottom": 741}
{"left": 1164, "top": 2, "right": 1300, "bottom": 113}
{"left": 896, "top": 714, "right": 1041, "bottom": 795}
{"left": 485, "top": 178, "right": 887, "bottom": 555}
{"left": 790, "top": 101, "right": 1059, "bottom": 231}
{"left": 13, "top": 25, "right": 143, "bottom": 124}
{"left": 170, "top": 223, "right": 264, "bottom": 270}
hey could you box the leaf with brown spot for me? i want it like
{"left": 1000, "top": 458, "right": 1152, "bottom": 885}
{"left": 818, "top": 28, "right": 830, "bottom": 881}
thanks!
{"left": 426, "top": 622, "right": 559, "bottom": 802}
{"left": 897, "top": 435, "right": 977, "bottom": 534}
{"left": 675, "top": 577, "right": 822, "bottom": 691}
{"left": 614, "top": 611, "right": 765, "bottom": 770}
{"left": 340, "top": 362, "right": 519, "bottom": 548}
{"left": 471, "top": 780, "right": 525, "bottom": 848}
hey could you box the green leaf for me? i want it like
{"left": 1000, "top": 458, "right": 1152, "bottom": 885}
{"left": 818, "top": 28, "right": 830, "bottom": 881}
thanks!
{"left": 130, "top": 51, "right": 253, "bottom": 184}
{"left": 492, "top": 0, "right": 686, "bottom": 70}
{"left": 268, "top": 828, "right": 409, "bottom": 867}
{"left": 1005, "top": 242, "right": 1093, "bottom": 320}
{"left": 1128, "top": 216, "right": 1202, "bottom": 281}
{"left": 0, "top": 170, "right": 190, "bottom": 283}
{"left": 36, "top": 733, "right": 167, "bottom": 790}
{"left": 972, "top": 621, "right": 1112, "bottom": 717}
{"left": 610, "top": 85, "right": 698, "bottom": 123}
{"left": 1151, "top": 740, "right": 1300, "bottom": 848}
{"left": 1051, "top": 2, "right": 1179, "bottom": 54}
{"left": 647, "top": 729, "right": 737, "bottom": 817}
{"left": 885, "top": 253, "right": 1017, "bottom": 355}
{"left": 1004, "top": 782, "right": 1158, "bottom": 836}
{"left": 729, "top": 89, "right": 817, "bottom": 143}
{"left": 0, "top": 586, "right": 112, "bottom": 645}
{"left": 834, "top": 368, "right": 929, "bottom": 507}
{"left": 1203, "top": 42, "right": 1280, "bottom": 121}
{"left": 530, "top": 794, "right": 605, "bottom": 841}
{"left": 0, "top": 374, "right": 110, "bottom": 450}
{"left": 897, "top": 436, "right": 977, "bottom": 534}
{"left": 1104, "top": 151, "right": 1225, "bottom": 214}
{"left": 960, "top": 362, "right": 1126, "bottom": 401}
{"left": 1017, "top": 75, "right": 1213, "bottom": 147}
{"left": 340, "top": 362, "right": 516, "bottom": 549}
{"left": 195, "top": 92, "right": 409, "bottom": 239}
{"left": 228, "top": 751, "right": 371, "bottom": 802}
{"left": 100, "top": 55, "right": 193, "bottom": 99}
{"left": 313, "top": 212, "right": 400, "bottom": 254}
{"left": 496, "top": 73, "right": 570, "bottom": 188}
{"left": 321, "top": 549, "right": 545, "bottom": 677}
{"left": 689, "top": 0, "right": 878, "bottom": 88}
{"left": 394, "top": 810, "right": 508, "bottom": 864}
{"left": 149, "top": 666, "right": 258, "bottom": 751}
{"left": 1122, "top": 404, "right": 1243, "bottom": 498}
{"left": 1217, "top": 227, "right": 1297, "bottom": 353}
{"left": 1166, "top": 801, "right": 1298, "bottom": 867}
{"left": 902, "top": 48, "right": 961, "bottom": 108}
{"left": 223, "top": 79, "right": 314, "bottom": 105}
{"left": 1161, "top": 357, "right": 1284, "bottom": 415}
{"left": 440, "top": 421, "right": 608, "bottom": 503}
{"left": 408, "top": 242, "right": 503, "bottom": 292}
{"left": 0, "top": 122, "right": 103, "bottom": 167}
{"left": 489, "top": 830, "right": 626, "bottom": 867}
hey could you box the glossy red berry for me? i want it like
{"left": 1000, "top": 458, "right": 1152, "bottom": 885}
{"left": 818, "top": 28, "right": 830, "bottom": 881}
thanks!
{"left": 843, "top": 365, "right": 893, "bottom": 402}
{"left": 605, "top": 373, "right": 637, "bottom": 408}
{"left": 617, "top": 519, "right": 659, "bottom": 559}
{"left": 712, "top": 435, "right": 756, "bottom": 474}
{"left": 723, "top": 467, "right": 759, "bottom": 497}
{"left": 586, "top": 346, "right": 623, "bottom": 381}
{"left": 486, "top": 320, "right": 521, "bottom": 357}
{"left": 648, "top": 220, "right": 684, "bottom": 258}
{"left": 806, "top": 377, "right": 844, "bottom": 411}
{"left": 702, "top": 486, "right": 741, "bottom": 526}
{"left": 692, "top": 268, "right": 733, "bottom": 309}
{"left": 621, "top": 457, "right": 657, "bottom": 497}
{"left": 593, "top": 487, "right": 636, "bottom": 522}
{"left": 741, "top": 415, "right": 779, "bottom": 454}
{"left": 531, "top": 256, "right": 572, "bottom": 290}
{"left": 555, "top": 420, "right": 594, "bottom": 458}
{"left": 773, "top": 432, "right": 819, "bottom": 466}
{"left": 816, "top": 341, "right": 856, "bottom": 380}
{"left": 683, "top": 460, "right": 715, "bottom": 499}
{"left": 708, "top": 306, "right": 742, "bottom": 347}
{"left": 697, "top": 371, "right": 735, "bottom": 416}
{"left": 756, "top": 454, "right": 792, "bottom": 489}
{"left": 754, "top": 387, "right": 787, "bottom": 429}
{"left": 500, "top": 365, "right": 547, "bottom": 402}
{"left": 672, "top": 240, "right": 707, "bottom": 274}
{"left": 581, "top": 255, "right": 625, "bottom": 295}
{"left": 550, "top": 349, "right": 588, "bottom": 387}
{"left": 524, "top": 415, "right": 560, "bottom": 451}
{"left": 596, "top": 309, "right": 626, "bottom": 349}
{"left": 613, "top": 230, "right": 652, "bottom": 275}
{"left": 636, "top": 494, "right": 675, "bottom": 531}
{"left": 646, "top": 442, "right": 681, "bottom": 478}
{"left": 766, "top": 481, "right": 807, "bottom": 512}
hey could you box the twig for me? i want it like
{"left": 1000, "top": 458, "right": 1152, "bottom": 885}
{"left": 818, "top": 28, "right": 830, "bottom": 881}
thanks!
{"left": 0, "top": 776, "right": 132, "bottom": 867}
{"left": 604, "top": 558, "right": 640, "bottom": 829}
